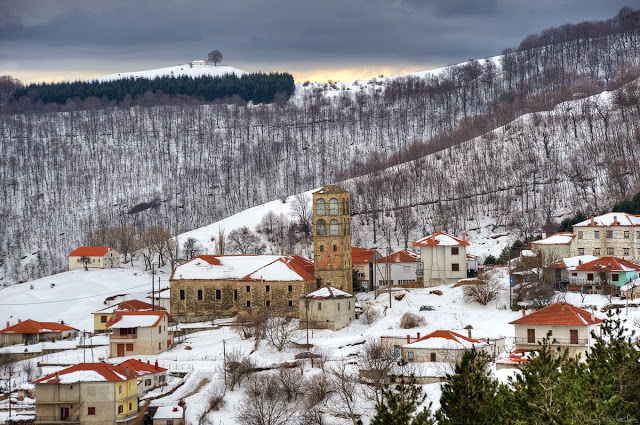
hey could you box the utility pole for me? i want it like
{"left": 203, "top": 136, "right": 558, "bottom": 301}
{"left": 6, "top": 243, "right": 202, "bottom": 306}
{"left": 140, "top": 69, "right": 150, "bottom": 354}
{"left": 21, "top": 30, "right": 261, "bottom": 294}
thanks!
{"left": 151, "top": 263, "right": 156, "bottom": 310}
{"left": 222, "top": 339, "right": 227, "bottom": 389}
{"left": 305, "top": 299, "right": 310, "bottom": 347}
{"left": 387, "top": 248, "right": 392, "bottom": 309}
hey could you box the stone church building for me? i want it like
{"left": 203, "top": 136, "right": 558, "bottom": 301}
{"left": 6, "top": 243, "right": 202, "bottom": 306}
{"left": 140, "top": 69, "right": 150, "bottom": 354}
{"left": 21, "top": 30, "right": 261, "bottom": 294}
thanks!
{"left": 169, "top": 184, "right": 353, "bottom": 323}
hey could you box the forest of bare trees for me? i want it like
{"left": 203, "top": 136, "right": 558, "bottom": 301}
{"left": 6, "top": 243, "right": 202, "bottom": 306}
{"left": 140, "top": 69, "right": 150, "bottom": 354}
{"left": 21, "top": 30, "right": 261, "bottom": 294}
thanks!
{"left": 0, "top": 19, "right": 639, "bottom": 283}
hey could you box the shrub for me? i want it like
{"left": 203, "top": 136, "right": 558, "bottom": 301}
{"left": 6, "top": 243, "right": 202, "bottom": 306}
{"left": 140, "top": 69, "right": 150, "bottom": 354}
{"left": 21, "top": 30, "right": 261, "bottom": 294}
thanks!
{"left": 400, "top": 313, "right": 426, "bottom": 329}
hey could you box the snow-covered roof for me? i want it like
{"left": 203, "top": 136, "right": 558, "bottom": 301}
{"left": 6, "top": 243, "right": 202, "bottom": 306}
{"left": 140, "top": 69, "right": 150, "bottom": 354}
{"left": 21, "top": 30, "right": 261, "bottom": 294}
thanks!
{"left": 304, "top": 284, "right": 353, "bottom": 299}
{"left": 573, "top": 212, "right": 640, "bottom": 227}
{"left": 412, "top": 232, "right": 469, "bottom": 247}
{"left": 93, "top": 299, "right": 161, "bottom": 314}
{"left": 574, "top": 256, "right": 640, "bottom": 273}
{"left": 510, "top": 302, "right": 601, "bottom": 326}
{"left": 170, "top": 255, "right": 316, "bottom": 282}
{"left": 107, "top": 311, "right": 168, "bottom": 328}
{"left": 118, "top": 359, "right": 167, "bottom": 376}
{"left": 35, "top": 363, "right": 132, "bottom": 383}
{"left": 403, "top": 330, "right": 486, "bottom": 350}
{"left": 554, "top": 255, "right": 598, "bottom": 270}
{"left": 531, "top": 232, "right": 575, "bottom": 245}
{"left": 154, "top": 406, "right": 184, "bottom": 419}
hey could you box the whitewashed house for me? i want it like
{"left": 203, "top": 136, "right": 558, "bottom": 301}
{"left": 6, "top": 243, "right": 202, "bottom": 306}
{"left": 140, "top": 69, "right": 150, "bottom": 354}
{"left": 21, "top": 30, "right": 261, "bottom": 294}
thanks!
{"left": 107, "top": 311, "right": 172, "bottom": 358}
{"left": 69, "top": 246, "right": 120, "bottom": 270}
{"left": 413, "top": 232, "right": 469, "bottom": 286}
{"left": 299, "top": 284, "right": 355, "bottom": 331}
{"left": 373, "top": 250, "right": 420, "bottom": 288}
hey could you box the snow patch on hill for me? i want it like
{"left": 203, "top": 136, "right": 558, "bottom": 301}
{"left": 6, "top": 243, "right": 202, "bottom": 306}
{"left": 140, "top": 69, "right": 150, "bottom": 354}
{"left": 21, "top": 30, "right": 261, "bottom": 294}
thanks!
{"left": 94, "top": 64, "right": 247, "bottom": 82}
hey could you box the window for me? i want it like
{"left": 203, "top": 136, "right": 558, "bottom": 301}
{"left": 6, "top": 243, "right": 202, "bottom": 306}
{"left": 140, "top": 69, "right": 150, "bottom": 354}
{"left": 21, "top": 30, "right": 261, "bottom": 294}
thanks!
{"left": 624, "top": 231, "right": 630, "bottom": 239}
{"left": 265, "top": 300, "right": 270, "bottom": 307}
{"left": 329, "top": 198, "right": 339, "bottom": 215}
{"left": 118, "top": 405, "right": 124, "bottom": 414}
{"left": 158, "top": 326, "right": 162, "bottom": 334}
{"left": 348, "top": 301, "right": 351, "bottom": 310}
{"left": 587, "top": 273, "right": 594, "bottom": 281}
{"left": 197, "top": 289, "right": 203, "bottom": 300}
{"left": 624, "top": 248, "right": 630, "bottom": 255}
{"left": 288, "top": 300, "right": 293, "bottom": 307}
{"left": 594, "top": 248, "right": 600, "bottom": 255}
{"left": 126, "top": 343, "right": 133, "bottom": 351}
{"left": 333, "top": 245, "right": 338, "bottom": 252}
{"left": 167, "top": 421, "right": 174, "bottom": 425}
{"left": 452, "top": 263, "right": 460, "bottom": 272}
{"left": 179, "top": 290, "right": 185, "bottom": 300}
{"left": 578, "top": 248, "right": 585, "bottom": 255}
{"left": 288, "top": 285, "right": 293, "bottom": 292}
{"left": 145, "top": 379, "right": 151, "bottom": 386}
{"left": 408, "top": 352, "right": 414, "bottom": 361}
{"left": 570, "top": 329, "right": 578, "bottom": 345}
{"left": 606, "top": 230, "right": 613, "bottom": 238}
{"left": 451, "top": 247, "right": 459, "bottom": 255}
{"left": 101, "top": 315, "right": 107, "bottom": 323}
{"left": 578, "top": 231, "right": 583, "bottom": 239}
{"left": 246, "top": 300, "right": 251, "bottom": 307}
{"left": 159, "top": 375, "right": 165, "bottom": 382}
{"left": 318, "top": 302, "right": 322, "bottom": 310}
{"left": 119, "top": 385, "right": 123, "bottom": 394}
{"left": 320, "top": 245, "right": 324, "bottom": 252}
{"left": 608, "top": 247, "right": 614, "bottom": 255}
{"left": 316, "top": 219, "right": 327, "bottom": 235}
{"left": 266, "top": 285, "right": 270, "bottom": 292}
{"left": 129, "top": 403, "right": 132, "bottom": 411}
{"left": 594, "top": 231, "right": 600, "bottom": 239}
{"left": 234, "top": 289, "right": 238, "bottom": 300}
{"left": 572, "top": 272, "right": 577, "bottom": 276}
{"left": 430, "top": 353, "right": 436, "bottom": 362}
{"left": 329, "top": 219, "right": 339, "bottom": 235}
{"left": 637, "top": 231, "right": 640, "bottom": 239}
{"left": 527, "top": 329, "right": 535, "bottom": 343}
{"left": 246, "top": 286, "right": 251, "bottom": 292}
{"left": 337, "top": 303, "right": 341, "bottom": 311}
{"left": 216, "top": 289, "right": 221, "bottom": 300}
{"left": 612, "top": 274, "right": 619, "bottom": 282}
{"left": 316, "top": 199, "right": 326, "bottom": 216}
{"left": 159, "top": 342, "right": 162, "bottom": 350}
{"left": 88, "top": 407, "right": 96, "bottom": 415}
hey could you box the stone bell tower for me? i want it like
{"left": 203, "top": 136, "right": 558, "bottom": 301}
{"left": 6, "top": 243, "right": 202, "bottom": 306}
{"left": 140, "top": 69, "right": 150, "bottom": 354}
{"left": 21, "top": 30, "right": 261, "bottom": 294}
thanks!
{"left": 312, "top": 184, "right": 353, "bottom": 294}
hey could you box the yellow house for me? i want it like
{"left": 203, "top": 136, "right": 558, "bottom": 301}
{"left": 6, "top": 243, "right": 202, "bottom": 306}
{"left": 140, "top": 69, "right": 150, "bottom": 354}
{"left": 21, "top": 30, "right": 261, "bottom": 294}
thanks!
{"left": 92, "top": 299, "right": 164, "bottom": 334}
{"left": 69, "top": 246, "right": 120, "bottom": 271}
{"left": 34, "top": 362, "right": 139, "bottom": 424}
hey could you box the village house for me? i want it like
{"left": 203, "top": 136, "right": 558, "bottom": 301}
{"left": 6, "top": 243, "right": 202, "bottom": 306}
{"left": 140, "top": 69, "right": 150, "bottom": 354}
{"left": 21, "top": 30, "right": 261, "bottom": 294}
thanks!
{"left": 351, "top": 247, "right": 381, "bottom": 291}
{"left": 510, "top": 302, "right": 602, "bottom": 358}
{"left": 148, "top": 287, "right": 172, "bottom": 313}
{"left": 34, "top": 362, "right": 139, "bottom": 424}
{"left": 563, "top": 256, "right": 640, "bottom": 294}
{"left": 570, "top": 212, "right": 640, "bottom": 261}
{"left": 1, "top": 320, "right": 78, "bottom": 347}
{"left": 400, "top": 330, "right": 503, "bottom": 363}
{"left": 413, "top": 232, "right": 469, "bottom": 286}
{"left": 93, "top": 299, "right": 165, "bottom": 334}
{"left": 68, "top": 246, "right": 120, "bottom": 271}
{"left": 153, "top": 405, "right": 185, "bottom": 425}
{"left": 551, "top": 255, "right": 598, "bottom": 284}
{"left": 118, "top": 358, "right": 168, "bottom": 395}
{"left": 373, "top": 250, "right": 421, "bottom": 288}
{"left": 107, "top": 311, "right": 173, "bottom": 358}
{"left": 531, "top": 232, "right": 575, "bottom": 261}
{"left": 299, "top": 284, "right": 355, "bottom": 331}
{"left": 170, "top": 255, "right": 317, "bottom": 322}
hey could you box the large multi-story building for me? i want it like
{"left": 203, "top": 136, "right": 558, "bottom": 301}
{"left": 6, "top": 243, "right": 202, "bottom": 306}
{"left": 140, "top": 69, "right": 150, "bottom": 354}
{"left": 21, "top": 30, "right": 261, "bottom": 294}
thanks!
{"left": 413, "top": 232, "right": 469, "bottom": 286}
{"left": 570, "top": 212, "right": 640, "bottom": 262}
{"left": 312, "top": 184, "right": 353, "bottom": 294}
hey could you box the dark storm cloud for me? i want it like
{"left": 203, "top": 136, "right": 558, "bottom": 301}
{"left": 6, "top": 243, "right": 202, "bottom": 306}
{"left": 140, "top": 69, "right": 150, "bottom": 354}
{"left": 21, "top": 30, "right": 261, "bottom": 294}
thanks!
{"left": 0, "top": 0, "right": 634, "bottom": 78}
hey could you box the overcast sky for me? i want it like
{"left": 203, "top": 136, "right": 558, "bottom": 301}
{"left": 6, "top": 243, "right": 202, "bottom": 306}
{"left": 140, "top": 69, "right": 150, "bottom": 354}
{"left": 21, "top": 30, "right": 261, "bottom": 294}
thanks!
{"left": 0, "top": 0, "right": 635, "bottom": 84}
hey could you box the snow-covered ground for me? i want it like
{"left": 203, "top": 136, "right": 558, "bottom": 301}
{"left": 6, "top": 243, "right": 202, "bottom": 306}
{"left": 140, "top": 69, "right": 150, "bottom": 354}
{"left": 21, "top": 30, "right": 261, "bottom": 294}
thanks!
{"left": 94, "top": 64, "right": 246, "bottom": 82}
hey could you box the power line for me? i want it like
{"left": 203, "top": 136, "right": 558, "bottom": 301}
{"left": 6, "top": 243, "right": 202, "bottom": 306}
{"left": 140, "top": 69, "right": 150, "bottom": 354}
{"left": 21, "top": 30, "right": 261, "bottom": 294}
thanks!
{"left": 0, "top": 283, "right": 154, "bottom": 306}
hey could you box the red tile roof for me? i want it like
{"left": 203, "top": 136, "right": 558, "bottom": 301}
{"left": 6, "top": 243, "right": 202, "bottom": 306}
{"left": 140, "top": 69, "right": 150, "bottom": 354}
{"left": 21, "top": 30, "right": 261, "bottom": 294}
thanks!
{"left": 412, "top": 232, "right": 470, "bottom": 247}
{"left": 375, "top": 250, "right": 420, "bottom": 263}
{"left": 69, "top": 246, "right": 115, "bottom": 257}
{"left": 574, "top": 256, "right": 640, "bottom": 273}
{"left": 417, "top": 329, "right": 483, "bottom": 344}
{"left": 118, "top": 359, "right": 167, "bottom": 376}
{"left": 94, "top": 299, "right": 164, "bottom": 314}
{"left": 106, "top": 311, "right": 171, "bottom": 328}
{"left": 34, "top": 362, "right": 133, "bottom": 383}
{"left": 0, "top": 319, "right": 77, "bottom": 334}
{"left": 352, "top": 247, "right": 378, "bottom": 263}
{"left": 510, "top": 302, "right": 602, "bottom": 326}
{"left": 291, "top": 255, "right": 315, "bottom": 275}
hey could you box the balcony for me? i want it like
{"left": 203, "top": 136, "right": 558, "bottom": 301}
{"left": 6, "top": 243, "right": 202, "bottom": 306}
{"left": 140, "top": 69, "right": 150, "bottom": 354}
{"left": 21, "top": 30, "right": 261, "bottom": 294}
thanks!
{"left": 514, "top": 337, "right": 588, "bottom": 346}
{"left": 110, "top": 333, "right": 137, "bottom": 339}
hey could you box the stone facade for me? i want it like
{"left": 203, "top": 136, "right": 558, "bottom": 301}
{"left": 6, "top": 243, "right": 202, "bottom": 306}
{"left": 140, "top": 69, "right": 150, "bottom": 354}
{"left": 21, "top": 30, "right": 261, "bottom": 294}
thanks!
{"left": 570, "top": 213, "right": 640, "bottom": 262}
{"left": 299, "top": 285, "right": 356, "bottom": 331}
{"left": 312, "top": 185, "right": 353, "bottom": 294}
{"left": 171, "top": 278, "right": 316, "bottom": 322}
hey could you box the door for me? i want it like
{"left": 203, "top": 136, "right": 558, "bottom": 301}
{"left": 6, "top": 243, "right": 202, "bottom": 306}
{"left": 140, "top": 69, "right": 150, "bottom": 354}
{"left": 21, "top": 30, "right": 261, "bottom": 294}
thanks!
{"left": 570, "top": 329, "right": 578, "bottom": 345}
{"left": 60, "top": 407, "right": 69, "bottom": 420}
{"left": 117, "top": 343, "right": 125, "bottom": 357}
{"left": 527, "top": 329, "right": 535, "bottom": 343}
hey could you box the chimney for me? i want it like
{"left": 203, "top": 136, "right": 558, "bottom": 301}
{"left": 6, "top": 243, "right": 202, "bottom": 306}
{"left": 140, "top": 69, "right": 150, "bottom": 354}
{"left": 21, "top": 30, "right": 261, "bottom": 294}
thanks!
{"left": 125, "top": 366, "right": 130, "bottom": 376}
{"left": 462, "top": 232, "right": 466, "bottom": 242}
{"left": 521, "top": 309, "right": 526, "bottom": 317}
{"left": 155, "top": 360, "right": 159, "bottom": 370}
{"left": 542, "top": 232, "right": 547, "bottom": 239}
{"left": 614, "top": 216, "right": 617, "bottom": 225}
{"left": 417, "top": 332, "right": 421, "bottom": 340}
{"left": 590, "top": 216, "right": 594, "bottom": 225}
{"left": 468, "top": 329, "right": 472, "bottom": 338}
{"left": 407, "top": 335, "right": 411, "bottom": 344}
{"left": 173, "top": 407, "right": 179, "bottom": 412}
{"left": 561, "top": 302, "right": 565, "bottom": 310}
{"left": 591, "top": 311, "right": 595, "bottom": 321}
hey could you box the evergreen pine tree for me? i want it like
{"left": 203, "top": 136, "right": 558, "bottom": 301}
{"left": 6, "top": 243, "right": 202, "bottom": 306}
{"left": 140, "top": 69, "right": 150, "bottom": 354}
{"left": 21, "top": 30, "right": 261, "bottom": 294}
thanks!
{"left": 371, "top": 361, "right": 434, "bottom": 425}
{"left": 436, "top": 349, "right": 499, "bottom": 425}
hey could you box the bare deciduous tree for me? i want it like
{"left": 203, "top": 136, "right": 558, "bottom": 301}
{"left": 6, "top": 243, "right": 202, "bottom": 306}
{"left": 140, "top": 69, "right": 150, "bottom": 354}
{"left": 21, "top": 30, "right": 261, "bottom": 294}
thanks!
{"left": 208, "top": 50, "right": 223, "bottom": 66}
{"left": 359, "top": 339, "right": 396, "bottom": 406}
{"left": 264, "top": 316, "right": 298, "bottom": 352}
{"left": 226, "top": 226, "right": 266, "bottom": 254}
{"left": 220, "top": 347, "right": 255, "bottom": 391}
{"left": 399, "top": 312, "right": 426, "bottom": 329}
{"left": 182, "top": 237, "right": 202, "bottom": 260}
{"left": 329, "top": 362, "right": 362, "bottom": 425}
{"left": 234, "top": 374, "right": 295, "bottom": 425}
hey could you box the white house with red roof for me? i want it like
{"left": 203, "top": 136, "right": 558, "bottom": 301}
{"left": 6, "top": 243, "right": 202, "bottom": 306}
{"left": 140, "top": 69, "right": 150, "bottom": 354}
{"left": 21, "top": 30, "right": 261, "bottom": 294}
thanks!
{"left": 68, "top": 246, "right": 120, "bottom": 270}
{"left": 510, "top": 302, "right": 602, "bottom": 358}
{"left": 401, "top": 329, "right": 503, "bottom": 364}
{"left": 567, "top": 256, "right": 640, "bottom": 293}
{"left": 571, "top": 212, "right": 640, "bottom": 261}
{"left": 413, "top": 232, "right": 469, "bottom": 286}
{"left": 299, "top": 284, "right": 355, "bottom": 331}
{"left": 107, "top": 311, "right": 172, "bottom": 358}
{"left": 169, "top": 255, "right": 318, "bottom": 322}
{"left": 34, "top": 362, "right": 140, "bottom": 424}
{"left": 153, "top": 405, "right": 185, "bottom": 425}
{"left": 531, "top": 232, "right": 575, "bottom": 260}
{"left": 0, "top": 319, "right": 78, "bottom": 346}
{"left": 93, "top": 299, "right": 165, "bottom": 334}
{"left": 352, "top": 247, "right": 381, "bottom": 291}
{"left": 373, "top": 250, "right": 420, "bottom": 288}
{"left": 118, "top": 358, "right": 168, "bottom": 395}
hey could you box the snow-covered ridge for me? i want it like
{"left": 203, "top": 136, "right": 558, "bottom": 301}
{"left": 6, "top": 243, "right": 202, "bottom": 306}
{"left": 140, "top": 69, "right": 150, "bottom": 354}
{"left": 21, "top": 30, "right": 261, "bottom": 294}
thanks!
{"left": 93, "top": 64, "right": 247, "bottom": 83}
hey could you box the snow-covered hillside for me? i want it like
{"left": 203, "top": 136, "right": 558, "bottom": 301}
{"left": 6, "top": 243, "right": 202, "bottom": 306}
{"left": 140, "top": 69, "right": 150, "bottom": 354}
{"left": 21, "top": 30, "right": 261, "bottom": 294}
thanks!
{"left": 94, "top": 64, "right": 246, "bottom": 82}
